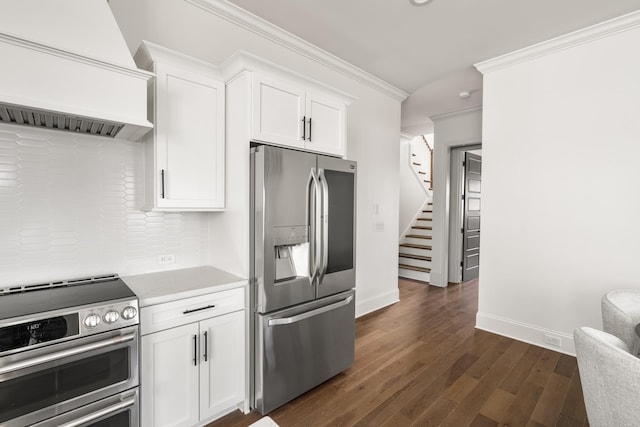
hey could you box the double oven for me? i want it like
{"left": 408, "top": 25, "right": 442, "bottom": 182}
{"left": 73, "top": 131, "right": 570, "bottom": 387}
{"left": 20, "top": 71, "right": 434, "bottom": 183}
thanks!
{"left": 0, "top": 275, "right": 139, "bottom": 426}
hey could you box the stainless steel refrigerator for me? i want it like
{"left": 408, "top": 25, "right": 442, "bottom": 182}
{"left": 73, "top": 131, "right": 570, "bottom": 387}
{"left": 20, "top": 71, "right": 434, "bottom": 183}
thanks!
{"left": 250, "top": 144, "right": 356, "bottom": 414}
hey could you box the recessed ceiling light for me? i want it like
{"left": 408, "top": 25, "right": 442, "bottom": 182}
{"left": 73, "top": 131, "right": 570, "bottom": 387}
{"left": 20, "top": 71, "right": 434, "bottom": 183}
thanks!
{"left": 410, "top": 0, "right": 432, "bottom": 5}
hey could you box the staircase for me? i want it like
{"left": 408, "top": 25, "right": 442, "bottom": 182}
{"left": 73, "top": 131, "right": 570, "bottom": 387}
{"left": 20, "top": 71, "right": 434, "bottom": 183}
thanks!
{"left": 398, "top": 201, "right": 432, "bottom": 283}
{"left": 409, "top": 140, "right": 433, "bottom": 192}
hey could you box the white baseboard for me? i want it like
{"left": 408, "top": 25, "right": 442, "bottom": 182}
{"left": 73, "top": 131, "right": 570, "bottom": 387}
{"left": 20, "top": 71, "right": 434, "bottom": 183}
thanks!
{"left": 356, "top": 288, "right": 399, "bottom": 318}
{"left": 398, "top": 269, "right": 430, "bottom": 283}
{"left": 476, "top": 312, "right": 576, "bottom": 356}
{"left": 429, "top": 271, "right": 445, "bottom": 287}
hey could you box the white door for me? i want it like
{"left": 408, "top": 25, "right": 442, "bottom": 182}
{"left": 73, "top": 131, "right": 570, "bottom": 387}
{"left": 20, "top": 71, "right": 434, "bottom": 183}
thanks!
{"left": 305, "top": 92, "right": 346, "bottom": 157}
{"left": 141, "top": 323, "right": 200, "bottom": 427}
{"left": 251, "top": 75, "right": 305, "bottom": 149}
{"left": 199, "top": 311, "right": 245, "bottom": 421}
{"left": 155, "top": 62, "right": 225, "bottom": 210}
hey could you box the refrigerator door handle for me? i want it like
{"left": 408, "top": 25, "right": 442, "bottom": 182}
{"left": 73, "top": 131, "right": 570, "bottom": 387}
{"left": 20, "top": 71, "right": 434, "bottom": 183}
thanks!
{"left": 318, "top": 168, "right": 329, "bottom": 284}
{"left": 268, "top": 295, "right": 354, "bottom": 327}
{"left": 308, "top": 169, "right": 321, "bottom": 286}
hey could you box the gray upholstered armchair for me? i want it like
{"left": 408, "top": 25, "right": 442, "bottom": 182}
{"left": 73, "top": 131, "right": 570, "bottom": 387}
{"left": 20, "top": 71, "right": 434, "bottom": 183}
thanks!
{"left": 601, "top": 290, "right": 640, "bottom": 354}
{"left": 574, "top": 327, "right": 640, "bottom": 427}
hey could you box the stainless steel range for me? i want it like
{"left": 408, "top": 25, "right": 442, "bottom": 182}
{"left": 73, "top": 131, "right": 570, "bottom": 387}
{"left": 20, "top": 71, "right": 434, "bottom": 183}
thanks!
{"left": 0, "top": 274, "right": 140, "bottom": 427}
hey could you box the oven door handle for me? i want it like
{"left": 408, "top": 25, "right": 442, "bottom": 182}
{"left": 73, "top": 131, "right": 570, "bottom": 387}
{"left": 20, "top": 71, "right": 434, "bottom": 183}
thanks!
{"left": 58, "top": 394, "right": 136, "bottom": 427}
{"left": 0, "top": 331, "right": 136, "bottom": 375}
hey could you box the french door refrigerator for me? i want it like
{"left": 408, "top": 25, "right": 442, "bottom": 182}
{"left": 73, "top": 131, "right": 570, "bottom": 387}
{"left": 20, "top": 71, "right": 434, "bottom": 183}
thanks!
{"left": 250, "top": 144, "right": 356, "bottom": 414}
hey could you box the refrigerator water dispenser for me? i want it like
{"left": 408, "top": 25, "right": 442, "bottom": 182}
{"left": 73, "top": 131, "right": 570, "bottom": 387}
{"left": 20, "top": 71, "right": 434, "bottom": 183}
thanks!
{"left": 274, "top": 226, "right": 309, "bottom": 282}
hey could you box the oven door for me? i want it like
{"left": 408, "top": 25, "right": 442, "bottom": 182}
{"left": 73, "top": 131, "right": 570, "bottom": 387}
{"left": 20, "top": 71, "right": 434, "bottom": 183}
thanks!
{"left": 0, "top": 325, "right": 138, "bottom": 427}
{"left": 31, "top": 388, "right": 139, "bottom": 427}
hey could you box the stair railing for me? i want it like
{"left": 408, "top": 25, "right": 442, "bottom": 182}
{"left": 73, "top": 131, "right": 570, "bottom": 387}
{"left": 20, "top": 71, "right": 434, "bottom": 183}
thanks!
{"left": 421, "top": 135, "right": 433, "bottom": 190}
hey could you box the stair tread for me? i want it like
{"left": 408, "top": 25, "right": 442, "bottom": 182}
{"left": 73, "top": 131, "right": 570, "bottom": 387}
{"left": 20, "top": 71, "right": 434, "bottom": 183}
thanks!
{"left": 412, "top": 225, "right": 432, "bottom": 230}
{"left": 406, "top": 234, "right": 432, "bottom": 239}
{"left": 399, "top": 253, "right": 432, "bottom": 261}
{"left": 422, "top": 210, "right": 433, "bottom": 213}
{"left": 417, "top": 218, "right": 432, "bottom": 221}
{"left": 413, "top": 162, "right": 422, "bottom": 166}
{"left": 399, "top": 243, "right": 432, "bottom": 250}
{"left": 399, "top": 264, "right": 431, "bottom": 273}
{"left": 418, "top": 171, "right": 426, "bottom": 175}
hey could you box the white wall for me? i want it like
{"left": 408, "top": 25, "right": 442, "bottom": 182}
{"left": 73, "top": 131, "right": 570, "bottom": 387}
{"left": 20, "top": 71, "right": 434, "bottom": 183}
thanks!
{"left": 476, "top": 14, "right": 640, "bottom": 355}
{"left": 430, "top": 108, "right": 482, "bottom": 286}
{"left": 0, "top": 124, "right": 209, "bottom": 286}
{"left": 398, "top": 134, "right": 429, "bottom": 236}
{"left": 109, "top": 0, "right": 402, "bottom": 316}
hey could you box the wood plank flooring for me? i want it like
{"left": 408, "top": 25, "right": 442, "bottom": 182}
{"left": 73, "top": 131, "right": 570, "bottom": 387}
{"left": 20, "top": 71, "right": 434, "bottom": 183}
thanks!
{"left": 208, "top": 279, "right": 588, "bottom": 427}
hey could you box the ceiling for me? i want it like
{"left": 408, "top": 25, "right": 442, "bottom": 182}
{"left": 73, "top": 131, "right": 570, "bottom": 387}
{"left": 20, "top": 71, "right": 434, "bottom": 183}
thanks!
{"left": 227, "top": 0, "right": 640, "bottom": 134}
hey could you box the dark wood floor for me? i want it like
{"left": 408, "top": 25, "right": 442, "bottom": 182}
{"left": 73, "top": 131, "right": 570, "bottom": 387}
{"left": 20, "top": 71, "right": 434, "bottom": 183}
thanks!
{"left": 208, "top": 279, "right": 588, "bottom": 427}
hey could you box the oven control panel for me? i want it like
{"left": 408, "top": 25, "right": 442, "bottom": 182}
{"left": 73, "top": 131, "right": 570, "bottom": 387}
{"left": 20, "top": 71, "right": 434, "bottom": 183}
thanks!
{"left": 79, "top": 298, "right": 139, "bottom": 336}
{"left": 0, "top": 298, "right": 139, "bottom": 355}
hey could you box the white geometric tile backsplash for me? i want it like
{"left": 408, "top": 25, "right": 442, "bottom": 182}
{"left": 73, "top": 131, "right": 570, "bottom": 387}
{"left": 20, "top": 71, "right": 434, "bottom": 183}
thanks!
{"left": 0, "top": 123, "right": 210, "bottom": 287}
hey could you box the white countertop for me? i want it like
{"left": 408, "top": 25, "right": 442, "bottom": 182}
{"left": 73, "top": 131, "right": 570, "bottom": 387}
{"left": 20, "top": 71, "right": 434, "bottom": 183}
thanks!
{"left": 122, "top": 265, "right": 247, "bottom": 307}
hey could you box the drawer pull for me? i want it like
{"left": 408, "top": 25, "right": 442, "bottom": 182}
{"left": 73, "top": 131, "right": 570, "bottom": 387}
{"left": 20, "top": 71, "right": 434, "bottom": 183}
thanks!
{"left": 183, "top": 304, "right": 216, "bottom": 315}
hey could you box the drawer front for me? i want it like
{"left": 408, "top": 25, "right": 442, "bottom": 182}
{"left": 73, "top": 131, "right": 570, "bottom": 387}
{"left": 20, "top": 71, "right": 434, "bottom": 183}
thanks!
{"left": 141, "top": 287, "right": 245, "bottom": 335}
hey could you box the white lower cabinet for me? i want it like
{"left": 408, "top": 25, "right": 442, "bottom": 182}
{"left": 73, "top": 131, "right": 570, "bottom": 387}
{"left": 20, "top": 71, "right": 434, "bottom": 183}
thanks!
{"left": 199, "top": 312, "right": 245, "bottom": 421}
{"left": 142, "top": 323, "right": 201, "bottom": 427}
{"left": 140, "top": 291, "right": 245, "bottom": 427}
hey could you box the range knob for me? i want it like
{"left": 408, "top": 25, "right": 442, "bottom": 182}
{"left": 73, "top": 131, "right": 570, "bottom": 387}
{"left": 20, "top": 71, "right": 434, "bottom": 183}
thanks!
{"left": 121, "top": 306, "right": 138, "bottom": 320}
{"left": 84, "top": 314, "right": 101, "bottom": 328}
{"left": 104, "top": 310, "right": 120, "bottom": 324}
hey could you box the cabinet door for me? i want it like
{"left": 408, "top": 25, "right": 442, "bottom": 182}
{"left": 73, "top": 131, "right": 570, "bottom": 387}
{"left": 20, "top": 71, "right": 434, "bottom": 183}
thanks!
{"left": 141, "top": 323, "right": 200, "bottom": 427}
{"left": 199, "top": 310, "right": 245, "bottom": 421}
{"left": 252, "top": 75, "right": 305, "bottom": 149}
{"left": 155, "top": 62, "right": 225, "bottom": 210}
{"left": 305, "top": 92, "right": 346, "bottom": 157}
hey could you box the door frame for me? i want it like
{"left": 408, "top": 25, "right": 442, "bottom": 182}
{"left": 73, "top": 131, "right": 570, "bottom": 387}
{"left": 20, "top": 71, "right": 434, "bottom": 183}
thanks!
{"left": 448, "top": 144, "right": 482, "bottom": 283}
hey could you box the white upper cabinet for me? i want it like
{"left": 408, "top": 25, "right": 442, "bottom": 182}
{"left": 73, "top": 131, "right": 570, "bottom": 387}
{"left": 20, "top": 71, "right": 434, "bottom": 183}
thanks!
{"left": 244, "top": 64, "right": 351, "bottom": 157}
{"left": 252, "top": 75, "right": 305, "bottom": 149}
{"left": 135, "top": 41, "right": 226, "bottom": 211}
{"left": 304, "top": 91, "right": 346, "bottom": 156}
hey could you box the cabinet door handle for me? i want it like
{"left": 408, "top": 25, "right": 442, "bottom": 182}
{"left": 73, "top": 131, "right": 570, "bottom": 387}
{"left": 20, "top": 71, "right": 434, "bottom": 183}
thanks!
{"left": 193, "top": 334, "right": 198, "bottom": 366}
{"left": 203, "top": 331, "right": 208, "bottom": 362}
{"left": 301, "top": 115, "right": 306, "bottom": 140}
{"left": 161, "top": 169, "right": 166, "bottom": 199}
{"left": 307, "top": 117, "right": 312, "bottom": 141}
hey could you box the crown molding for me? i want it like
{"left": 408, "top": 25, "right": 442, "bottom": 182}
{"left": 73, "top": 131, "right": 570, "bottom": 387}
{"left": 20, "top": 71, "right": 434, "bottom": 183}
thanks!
{"left": 221, "top": 50, "right": 356, "bottom": 104}
{"left": 431, "top": 105, "right": 482, "bottom": 121}
{"left": 134, "top": 40, "right": 222, "bottom": 78}
{"left": 184, "top": 0, "right": 408, "bottom": 102}
{"left": 475, "top": 10, "right": 640, "bottom": 74}
{"left": 0, "top": 31, "right": 153, "bottom": 81}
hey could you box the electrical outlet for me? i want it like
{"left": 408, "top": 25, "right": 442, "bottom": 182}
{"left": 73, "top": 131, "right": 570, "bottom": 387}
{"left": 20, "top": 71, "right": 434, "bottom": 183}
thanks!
{"left": 544, "top": 333, "right": 562, "bottom": 347}
{"left": 157, "top": 254, "right": 175, "bottom": 265}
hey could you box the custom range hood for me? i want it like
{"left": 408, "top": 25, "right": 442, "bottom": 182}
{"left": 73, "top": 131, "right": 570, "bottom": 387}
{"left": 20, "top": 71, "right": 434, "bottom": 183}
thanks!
{"left": 0, "top": 0, "right": 153, "bottom": 141}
